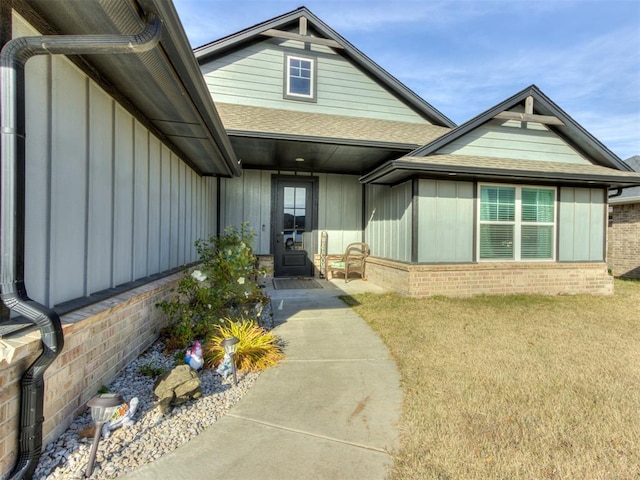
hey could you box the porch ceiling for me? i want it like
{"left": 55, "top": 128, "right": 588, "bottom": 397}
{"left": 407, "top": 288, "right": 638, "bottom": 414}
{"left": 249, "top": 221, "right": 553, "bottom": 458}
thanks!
{"left": 229, "top": 134, "right": 411, "bottom": 175}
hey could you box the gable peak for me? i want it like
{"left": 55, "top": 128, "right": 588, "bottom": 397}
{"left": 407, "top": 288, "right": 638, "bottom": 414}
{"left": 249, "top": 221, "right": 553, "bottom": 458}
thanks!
{"left": 194, "top": 7, "right": 455, "bottom": 128}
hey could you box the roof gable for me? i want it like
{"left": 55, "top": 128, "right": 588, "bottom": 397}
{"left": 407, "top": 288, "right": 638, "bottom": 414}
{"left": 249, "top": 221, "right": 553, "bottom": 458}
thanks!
{"left": 411, "top": 85, "right": 629, "bottom": 171}
{"left": 194, "top": 7, "right": 455, "bottom": 128}
{"left": 361, "top": 86, "right": 640, "bottom": 186}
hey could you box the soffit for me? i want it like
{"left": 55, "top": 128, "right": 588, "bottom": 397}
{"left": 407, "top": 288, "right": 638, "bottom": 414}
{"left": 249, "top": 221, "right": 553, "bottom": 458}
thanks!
{"left": 230, "top": 135, "right": 412, "bottom": 175}
{"left": 17, "top": 0, "right": 239, "bottom": 177}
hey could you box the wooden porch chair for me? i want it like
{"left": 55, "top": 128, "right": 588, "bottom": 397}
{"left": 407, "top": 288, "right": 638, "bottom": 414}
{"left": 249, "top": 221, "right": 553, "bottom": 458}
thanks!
{"left": 327, "top": 242, "right": 370, "bottom": 283}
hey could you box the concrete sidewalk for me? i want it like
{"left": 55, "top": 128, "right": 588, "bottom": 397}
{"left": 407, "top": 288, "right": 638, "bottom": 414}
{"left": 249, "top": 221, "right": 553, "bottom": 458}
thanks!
{"left": 120, "top": 278, "right": 401, "bottom": 480}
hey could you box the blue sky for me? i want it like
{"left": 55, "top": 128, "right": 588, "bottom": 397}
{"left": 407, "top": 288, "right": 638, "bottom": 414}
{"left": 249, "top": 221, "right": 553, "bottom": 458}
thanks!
{"left": 174, "top": 0, "right": 640, "bottom": 161}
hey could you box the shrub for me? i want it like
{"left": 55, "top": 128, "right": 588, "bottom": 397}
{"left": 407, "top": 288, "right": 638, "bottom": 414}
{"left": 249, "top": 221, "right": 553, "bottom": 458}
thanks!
{"left": 137, "top": 362, "right": 166, "bottom": 378}
{"left": 156, "top": 222, "right": 268, "bottom": 350}
{"left": 204, "top": 319, "right": 284, "bottom": 372}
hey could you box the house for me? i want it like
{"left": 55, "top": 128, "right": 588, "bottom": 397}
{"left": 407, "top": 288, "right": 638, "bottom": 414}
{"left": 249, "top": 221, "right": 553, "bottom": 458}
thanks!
{"left": 194, "top": 7, "right": 640, "bottom": 297}
{"left": 1, "top": 2, "right": 639, "bottom": 477}
{"left": 608, "top": 156, "right": 640, "bottom": 279}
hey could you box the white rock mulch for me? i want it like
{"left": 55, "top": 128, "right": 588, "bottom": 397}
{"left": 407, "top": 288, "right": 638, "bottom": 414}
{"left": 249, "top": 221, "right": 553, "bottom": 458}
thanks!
{"left": 33, "top": 342, "right": 259, "bottom": 479}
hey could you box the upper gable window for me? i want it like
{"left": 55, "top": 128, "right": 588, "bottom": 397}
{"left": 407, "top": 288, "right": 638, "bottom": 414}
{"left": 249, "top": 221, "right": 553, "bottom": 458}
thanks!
{"left": 284, "top": 54, "right": 316, "bottom": 102}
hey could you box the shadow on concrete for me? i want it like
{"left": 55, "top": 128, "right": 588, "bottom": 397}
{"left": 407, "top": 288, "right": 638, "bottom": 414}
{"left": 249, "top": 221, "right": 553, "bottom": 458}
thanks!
{"left": 261, "top": 277, "right": 386, "bottom": 328}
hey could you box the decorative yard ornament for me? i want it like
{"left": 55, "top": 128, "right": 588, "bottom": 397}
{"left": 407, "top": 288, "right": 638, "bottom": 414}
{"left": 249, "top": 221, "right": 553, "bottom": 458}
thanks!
{"left": 220, "top": 336, "right": 240, "bottom": 386}
{"left": 85, "top": 393, "right": 123, "bottom": 477}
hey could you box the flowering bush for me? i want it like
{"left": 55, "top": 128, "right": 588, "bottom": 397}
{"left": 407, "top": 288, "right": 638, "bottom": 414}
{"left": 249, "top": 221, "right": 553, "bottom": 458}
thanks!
{"left": 157, "top": 223, "right": 268, "bottom": 350}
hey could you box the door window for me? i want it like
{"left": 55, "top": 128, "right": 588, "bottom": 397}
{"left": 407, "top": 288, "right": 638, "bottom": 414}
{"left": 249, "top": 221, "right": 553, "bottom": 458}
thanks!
{"left": 283, "top": 187, "right": 306, "bottom": 250}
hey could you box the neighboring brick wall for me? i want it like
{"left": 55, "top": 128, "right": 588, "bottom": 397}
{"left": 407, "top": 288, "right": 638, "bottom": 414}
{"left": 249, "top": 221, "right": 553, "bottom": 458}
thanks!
{"left": 257, "top": 255, "right": 274, "bottom": 280}
{"left": 608, "top": 202, "right": 640, "bottom": 279}
{"left": 365, "top": 257, "right": 614, "bottom": 297}
{"left": 0, "top": 273, "right": 180, "bottom": 476}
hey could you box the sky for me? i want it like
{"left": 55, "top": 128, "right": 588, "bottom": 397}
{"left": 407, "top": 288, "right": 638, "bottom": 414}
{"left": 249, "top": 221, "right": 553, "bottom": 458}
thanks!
{"left": 173, "top": 0, "right": 640, "bottom": 161}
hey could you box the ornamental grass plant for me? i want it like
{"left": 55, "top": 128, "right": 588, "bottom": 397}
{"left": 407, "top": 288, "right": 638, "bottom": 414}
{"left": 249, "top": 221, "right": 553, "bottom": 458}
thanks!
{"left": 342, "top": 279, "right": 640, "bottom": 480}
{"left": 204, "top": 319, "right": 284, "bottom": 372}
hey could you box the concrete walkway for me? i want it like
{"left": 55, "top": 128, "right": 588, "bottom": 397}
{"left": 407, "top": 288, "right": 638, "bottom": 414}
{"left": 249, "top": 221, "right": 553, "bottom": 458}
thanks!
{"left": 120, "top": 278, "right": 401, "bottom": 480}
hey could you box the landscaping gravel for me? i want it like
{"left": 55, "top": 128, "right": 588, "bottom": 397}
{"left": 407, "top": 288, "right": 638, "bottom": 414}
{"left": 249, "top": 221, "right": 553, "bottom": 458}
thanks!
{"left": 33, "top": 342, "right": 260, "bottom": 480}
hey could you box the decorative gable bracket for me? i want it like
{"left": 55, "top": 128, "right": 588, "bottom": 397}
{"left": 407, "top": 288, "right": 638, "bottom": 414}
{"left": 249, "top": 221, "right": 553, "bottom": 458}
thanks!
{"left": 260, "top": 16, "right": 344, "bottom": 49}
{"left": 494, "top": 95, "right": 565, "bottom": 126}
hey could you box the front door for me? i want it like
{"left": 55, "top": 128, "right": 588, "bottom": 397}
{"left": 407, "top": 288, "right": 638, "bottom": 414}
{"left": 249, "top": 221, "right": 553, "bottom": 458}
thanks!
{"left": 273, "top": 177, "right": 317, "bottom": 277}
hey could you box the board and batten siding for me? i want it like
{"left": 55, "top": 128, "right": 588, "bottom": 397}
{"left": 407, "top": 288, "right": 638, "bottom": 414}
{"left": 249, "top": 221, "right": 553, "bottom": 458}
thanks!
{"left": 365, "top": 182, "right": 412, "bottom": 262}
{"left": 201, "top": 39, "right": 429, "bottom": 124}
{"left": 220, "top": 171, "right": 363, "bottom": 256}
{"left": 417, "top": 180, "right": 474, "bottom": 262}
{"left": 558, "top": 187, "right": 606, "bottom": 262}
{"left": 436, "top": 116, "right": 591, "bottom": 165}
{"left": 318, "top": 174, "right": 362, "bottom": 253}
{"left": 17, "top": 14, "right": 217, "bottom": 308}
{"left": 219, "top": 170, "right": 273, "bottom": 254}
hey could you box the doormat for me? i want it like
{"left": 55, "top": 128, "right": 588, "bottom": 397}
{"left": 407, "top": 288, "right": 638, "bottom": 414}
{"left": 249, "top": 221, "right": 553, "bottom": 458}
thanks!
{"left": 272, "top": 278, "right": 323, "bottom": 290}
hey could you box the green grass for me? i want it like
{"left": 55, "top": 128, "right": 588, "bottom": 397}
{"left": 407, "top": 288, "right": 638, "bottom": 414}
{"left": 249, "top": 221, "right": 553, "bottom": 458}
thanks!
{"left": 343, "top": 279, "right": 640, "bottom": 480}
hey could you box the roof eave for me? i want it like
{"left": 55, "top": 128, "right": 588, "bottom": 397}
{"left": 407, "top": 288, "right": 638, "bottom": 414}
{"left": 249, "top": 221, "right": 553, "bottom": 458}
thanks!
{"left": 20, "top": 0, "right": 240, "bottom": 177}
{"left": 137, "top": 0, "right": 241, "bottom": 177}
{"left": 609, "top": 196, "right": 640, "bottom": 205}
{"left": 360, "top": 159, "right": 640, "bottom": 188}
{"left": 227, "top": 129, "right": 421, "bottom": 150}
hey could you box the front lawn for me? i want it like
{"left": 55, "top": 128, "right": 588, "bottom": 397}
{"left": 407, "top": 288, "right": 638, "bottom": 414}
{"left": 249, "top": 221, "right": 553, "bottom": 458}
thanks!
{"left": 343, "top": 279, "right": 640, "bottom": 480}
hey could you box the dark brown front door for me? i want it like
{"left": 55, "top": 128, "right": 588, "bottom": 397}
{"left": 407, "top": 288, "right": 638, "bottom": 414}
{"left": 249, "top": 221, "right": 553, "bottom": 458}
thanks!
{"left": 272, "top": 177, "right": 317, "bottom": 277}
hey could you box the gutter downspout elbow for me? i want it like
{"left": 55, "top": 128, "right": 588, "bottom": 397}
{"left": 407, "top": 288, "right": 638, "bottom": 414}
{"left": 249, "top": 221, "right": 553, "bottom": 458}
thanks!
{"left": 608, "top": 187, "right": 622, "bottom": 199}
{"left": 0, "top": 15, "right": 162, "bottom": 480}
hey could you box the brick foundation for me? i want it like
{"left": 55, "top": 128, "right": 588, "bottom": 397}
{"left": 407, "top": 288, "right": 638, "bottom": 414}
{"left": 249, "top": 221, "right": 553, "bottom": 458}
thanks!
{"left": 0, "top": 273, "right": 180, "bottom": 476}
{"left": 365, "top": 257, "right": 614, "bottom": 297}
{"left": 607, "top": 202, "right": 640, "bottom": 279}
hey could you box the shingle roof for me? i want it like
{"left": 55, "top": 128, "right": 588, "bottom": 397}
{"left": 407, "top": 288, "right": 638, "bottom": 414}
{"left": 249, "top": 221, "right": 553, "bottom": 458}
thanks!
{"left": 404, "top": 154, "right": 640, "bottom": 177}
{"left": 626, "top": 155, "right": 640, "bottom": 171}
{"left": 215, "top": 103, "right": 451, "bottom": 147}
{"left": 610, "top": 155, "right": 640, "bottom": 203}
{"left": 361, "top": 153, "right": 640, "bottom": 186}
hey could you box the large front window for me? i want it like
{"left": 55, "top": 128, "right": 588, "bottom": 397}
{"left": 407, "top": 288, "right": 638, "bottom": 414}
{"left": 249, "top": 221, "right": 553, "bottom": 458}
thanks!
{"left": 479, "top": 185, "right": 556, "bottom": 261}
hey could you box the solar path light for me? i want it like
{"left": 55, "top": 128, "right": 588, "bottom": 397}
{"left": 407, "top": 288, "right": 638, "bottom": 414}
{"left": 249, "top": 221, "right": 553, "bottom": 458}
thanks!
{"left": 220, "top": 336, "right": 240, "bottom": 386}
{"left": 85, "top": 393, "right": 122, "bottom": 478}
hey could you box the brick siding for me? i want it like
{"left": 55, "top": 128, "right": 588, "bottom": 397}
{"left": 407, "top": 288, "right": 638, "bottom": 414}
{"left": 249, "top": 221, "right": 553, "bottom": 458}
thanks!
{"left": 365, "top": 258, "right": 614, "bottom": 297}
{"left": 0, "top": 273, "right": 180, "bottom": 476}
{"left": 607, "top": 202, "right": 640, "bottom": 279}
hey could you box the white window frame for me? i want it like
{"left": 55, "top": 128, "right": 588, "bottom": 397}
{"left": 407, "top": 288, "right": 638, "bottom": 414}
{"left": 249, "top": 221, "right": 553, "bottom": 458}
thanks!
{"left": 284, "top": 54, "right": 316, "bottom": 102}
{"left": 477, "top": 183, "right": 557, "bottom": 262}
